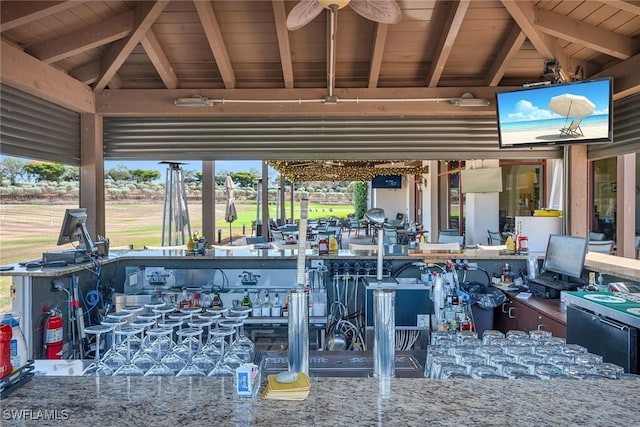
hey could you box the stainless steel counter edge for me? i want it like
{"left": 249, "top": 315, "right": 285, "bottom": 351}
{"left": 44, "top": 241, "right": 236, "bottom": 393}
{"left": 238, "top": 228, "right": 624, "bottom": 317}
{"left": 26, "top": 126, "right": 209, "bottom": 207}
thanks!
{"left": 0, "top": 248, "right": 531, "bottom": 277}
{"left": 565, "top": 292, "right": 640, "bottom": 329}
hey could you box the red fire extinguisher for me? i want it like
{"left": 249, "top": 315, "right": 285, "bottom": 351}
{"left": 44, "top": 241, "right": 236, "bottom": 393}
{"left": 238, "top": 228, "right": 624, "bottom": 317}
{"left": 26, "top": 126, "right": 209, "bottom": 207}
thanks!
{"left": 44, "top": 308, "right": 64, "bottom": 359}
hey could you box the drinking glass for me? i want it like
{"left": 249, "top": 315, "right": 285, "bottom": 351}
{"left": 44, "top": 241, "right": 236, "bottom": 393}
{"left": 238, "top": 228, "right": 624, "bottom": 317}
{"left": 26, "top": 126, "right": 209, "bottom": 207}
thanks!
{"left": 228, "top": 309, "right": 255, "bottom": 364}
{"left": 429, "top": 355, "right": 456, "bottom": 379}
{"left": 144, "top": 328, "right": 175, "bottom": 376}
{"left": 168, "top": 312, "right": 191, "bottom": 359}
{"left": 82, "top": 324, "right": 114, "bottom": 376}
{"left": 218, "top": 318, "right": 244, "bottom": 369}
{"left": 207, "top": 327, "right": 236, "bottom": 377}
{"left": 188, "top": 318, "right": 216, "bottom": 373}
{"left": 176, "top": 327, "right": 206, "bottom": 377}
{"left": 199, "top": 312, "right": 223, "bottom": 359}
{"left": 574, "top": 352, "right": 603, "bottom": 366}
{"left": 130, "top": 318, "right": 157, "bottom": 372}
{"left": 113, "top": 326, "right": 145, "bottom": 376}
{"left": 534, "top": 363, "right": 563, "bottom": 379}
{"left": 439, "top": 363, "right": 468, "bottom": 379}
{"left": 100, "top": 317, "right": 128, "bottom": 370}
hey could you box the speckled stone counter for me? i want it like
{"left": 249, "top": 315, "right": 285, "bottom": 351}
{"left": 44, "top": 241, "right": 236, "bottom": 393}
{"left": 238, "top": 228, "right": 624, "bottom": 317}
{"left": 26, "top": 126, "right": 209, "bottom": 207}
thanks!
{"left": 2, "top": 376, "right": 639, "bottom": 426}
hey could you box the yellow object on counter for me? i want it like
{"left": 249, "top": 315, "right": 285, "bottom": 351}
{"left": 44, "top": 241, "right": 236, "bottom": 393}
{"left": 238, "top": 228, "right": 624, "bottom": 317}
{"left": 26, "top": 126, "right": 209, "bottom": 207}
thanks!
{"left": 505, "top": 236, "right": 516, "bottom": 253}
{"left": 534, "top": 209, "right": 562, "bottom": 217}
{"left": 262, "top": 372, "right": 311, "bottom": 401}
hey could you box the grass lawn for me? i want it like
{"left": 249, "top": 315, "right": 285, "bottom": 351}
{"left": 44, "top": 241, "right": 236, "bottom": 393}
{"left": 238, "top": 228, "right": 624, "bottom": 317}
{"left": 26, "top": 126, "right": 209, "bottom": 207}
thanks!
{"left": 0, "top": 199, "right": 355, "bottom": 312}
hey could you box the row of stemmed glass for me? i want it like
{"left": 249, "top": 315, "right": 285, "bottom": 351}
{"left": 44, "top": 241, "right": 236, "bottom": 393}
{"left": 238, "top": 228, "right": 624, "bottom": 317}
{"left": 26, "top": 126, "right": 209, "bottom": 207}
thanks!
{"left": 83, "top": 301, "right": 256, "bottom": 377}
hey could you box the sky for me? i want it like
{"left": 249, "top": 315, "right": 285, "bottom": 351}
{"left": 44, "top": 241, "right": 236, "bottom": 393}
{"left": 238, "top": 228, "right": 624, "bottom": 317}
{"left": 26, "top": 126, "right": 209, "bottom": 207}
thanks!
{"left": 496, "top": 78, "right": 611, "bottom": 123}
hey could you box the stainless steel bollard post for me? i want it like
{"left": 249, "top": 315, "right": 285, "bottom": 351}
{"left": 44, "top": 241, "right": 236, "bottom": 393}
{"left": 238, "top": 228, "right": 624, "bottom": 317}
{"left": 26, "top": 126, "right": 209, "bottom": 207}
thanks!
{"left": 373, "top": 289, "right": 395, "bottom": 378}
{"left": 288, "top": 288, "right": 309, "bottom": 374}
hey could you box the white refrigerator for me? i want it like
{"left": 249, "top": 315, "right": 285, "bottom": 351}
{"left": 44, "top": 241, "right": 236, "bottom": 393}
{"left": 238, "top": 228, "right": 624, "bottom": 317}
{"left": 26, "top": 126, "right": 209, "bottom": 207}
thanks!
{"left": 515, "top": 216, "right": 563, "bottom": 254}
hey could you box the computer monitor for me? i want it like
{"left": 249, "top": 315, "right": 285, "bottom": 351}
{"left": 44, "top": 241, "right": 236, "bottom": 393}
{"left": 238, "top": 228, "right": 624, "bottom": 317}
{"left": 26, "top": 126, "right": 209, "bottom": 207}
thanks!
{"left": 57, "top": 208, "right": 96, "bottom": 253}
{"left": 543, "top": 234, "right": 587, "bottom": 281}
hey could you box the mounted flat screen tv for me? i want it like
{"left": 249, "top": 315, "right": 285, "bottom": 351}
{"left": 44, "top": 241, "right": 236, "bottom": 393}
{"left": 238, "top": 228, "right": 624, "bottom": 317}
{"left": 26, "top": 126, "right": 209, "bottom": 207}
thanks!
{"left": 496, "top": 77, "right": 613, "bottom": 148}
{"left": 372, "top": 175, "right": 402, "bottom": 189}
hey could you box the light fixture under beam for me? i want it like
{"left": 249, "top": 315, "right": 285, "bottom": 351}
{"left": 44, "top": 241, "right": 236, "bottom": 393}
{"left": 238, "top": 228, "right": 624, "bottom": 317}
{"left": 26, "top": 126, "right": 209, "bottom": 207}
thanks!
{"left": 450, "top": 92, "right": 490, "bottom": 107}
{"left": 174, "top": 95, "right": 214, "bottom": 107}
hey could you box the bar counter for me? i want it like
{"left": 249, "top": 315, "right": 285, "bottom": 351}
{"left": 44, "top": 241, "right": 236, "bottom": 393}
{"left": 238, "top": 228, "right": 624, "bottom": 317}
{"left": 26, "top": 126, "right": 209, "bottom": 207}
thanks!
{"left": 2, "top": 375, "right": 639, "bottom": 426}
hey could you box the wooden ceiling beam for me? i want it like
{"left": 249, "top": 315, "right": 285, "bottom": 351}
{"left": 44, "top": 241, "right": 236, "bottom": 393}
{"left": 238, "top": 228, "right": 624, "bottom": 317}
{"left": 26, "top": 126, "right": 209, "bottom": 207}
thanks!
{"left": 26, "top": 11, "right": 135, "bottom": 64}
{"left": 141, "top": 29, "right": 178, "bottom": 89}
{"left": 0, "top": 0, "right": 77, "bottom": 31}
{"left": 426, "top": 0, "right": 470, "bottom": 88}
{"left": 486, "top": 25, "right": 526, "bottom": 87}
{"left": 95, "top": 86, "right": 503, "bottom": 117}
{"left": 0, "top": 39, "right": 94, "bottom": 113}
{"left": 94, "top": 0, "right": 168, "bottom": 92}
{"left": 272, "top": 0, "right": 294, "bottom": 89}
{"left": 534, "top": 7, "right": 637, "bottom": 60}
{"left": 69, "top": 60, "right": 124, "bottom": 88}
{"left": 591, "top": 52, "right": 640, "bottom": 100}
{"left": 606, "top": 0, "right": 640, "bottom": 16}
{"left": 194, "top": 0, "right": 236, "bottom": 90}
{"left": 368, "top": 23, "right": 389, "bottom": 89}
{"left": 500, "top": 0, "right": 571, "bottom": 82}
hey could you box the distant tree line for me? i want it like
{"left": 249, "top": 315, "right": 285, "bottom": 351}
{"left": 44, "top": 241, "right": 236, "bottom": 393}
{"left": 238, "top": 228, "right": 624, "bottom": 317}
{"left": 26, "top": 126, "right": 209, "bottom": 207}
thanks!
{"left": 0, "top": 158, "right": 359, "bottom": 204}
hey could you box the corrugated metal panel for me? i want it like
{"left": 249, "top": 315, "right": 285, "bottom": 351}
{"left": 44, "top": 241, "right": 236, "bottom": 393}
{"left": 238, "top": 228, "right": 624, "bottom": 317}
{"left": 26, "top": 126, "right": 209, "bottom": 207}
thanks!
{"left": 0, "top": 84, "right": 81, "bottom": 165}
{"left": 104, "top": 117, "right": 562, "bottom": 161}
{"left": 588, "top": 93, "right": 640, "bottom": 160}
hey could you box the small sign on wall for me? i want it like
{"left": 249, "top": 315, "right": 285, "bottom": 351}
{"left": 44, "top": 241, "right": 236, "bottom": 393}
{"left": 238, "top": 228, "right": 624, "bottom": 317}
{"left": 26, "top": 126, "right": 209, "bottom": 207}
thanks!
{"left": 461, "top": 167, "right": 503, "bottom": 193}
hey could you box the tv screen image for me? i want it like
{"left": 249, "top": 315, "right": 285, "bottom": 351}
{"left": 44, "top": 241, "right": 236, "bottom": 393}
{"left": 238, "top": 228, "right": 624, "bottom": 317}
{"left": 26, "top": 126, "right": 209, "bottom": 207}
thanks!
{"left": 496, "top": 78, "right": 612, "bottom": 148}
{"left": 371, "top": 175, "right": 402, "bottom": 189}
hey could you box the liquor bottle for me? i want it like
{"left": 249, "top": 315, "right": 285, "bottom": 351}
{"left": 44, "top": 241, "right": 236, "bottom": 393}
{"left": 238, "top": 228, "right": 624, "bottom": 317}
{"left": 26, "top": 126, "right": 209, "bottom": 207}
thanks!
{"left": 212, "top": 292, "right": 223, "bottom": 308}
{"left": 241, "top": 289, "right": 252, "bottom": 308}
{"left": 179, "top": 289, "right": 191, "bottom": 309}
{"left": 191, "top": 293, "right": 201, "bottom": 308}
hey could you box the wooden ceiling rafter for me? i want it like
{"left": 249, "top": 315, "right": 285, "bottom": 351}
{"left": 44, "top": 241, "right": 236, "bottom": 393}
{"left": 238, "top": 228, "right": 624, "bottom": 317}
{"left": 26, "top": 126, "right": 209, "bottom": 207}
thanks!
{"left": 0, "top": 0, "right": 78, "bottom": 31}
{"left": 426, "top": 0, "right": 470, "bottom": 88}
{"left": 140, "top": 29, "right": 178, "bottom": 89}
{"left": 368, "top": 23, "right": 389, "bottom": 89}
{"left": 194, "top": 0, "right": 236, "bottom": 90}
{"left": 500, "top": 0, "right": 573, "bottom": 82}
{"left": 26, "top": 10, "right": 135, "bottom": 64}
{"left": 94, "top": 0, "right": 169, "bottom": 91}
{"left": 607, "top": 0, "right": 640, "bottom": 16}
{"left": 272, "top": 0, "right": 294, "bottom": 89}
{"left": 533, "top": 7, "right": 638, "bottom": 60}
{"left": 486, "top": 24, "right": 526, "bottom": 87}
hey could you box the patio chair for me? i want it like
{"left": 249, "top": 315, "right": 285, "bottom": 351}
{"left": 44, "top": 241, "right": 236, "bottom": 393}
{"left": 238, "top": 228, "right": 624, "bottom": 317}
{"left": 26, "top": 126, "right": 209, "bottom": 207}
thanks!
{"left": 588, "top": 231, "right": 605, "bottom": 241}
{"left": 487, "top": 230, "right": 504, "bottom": 245}
{"left": 587, "top": 240, "right": 614, "bottom": 254}
{"left": 560, "top": 119, "right": 583, "bottom": 137}
{"left": 438, "top": 234, "right": 464, "bottom": 246}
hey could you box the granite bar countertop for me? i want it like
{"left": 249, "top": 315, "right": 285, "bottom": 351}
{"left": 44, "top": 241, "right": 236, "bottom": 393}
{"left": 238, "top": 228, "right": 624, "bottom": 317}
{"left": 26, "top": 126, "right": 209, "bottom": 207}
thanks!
{"left": 2, "top": 376, "right": 639, "bottom": 426}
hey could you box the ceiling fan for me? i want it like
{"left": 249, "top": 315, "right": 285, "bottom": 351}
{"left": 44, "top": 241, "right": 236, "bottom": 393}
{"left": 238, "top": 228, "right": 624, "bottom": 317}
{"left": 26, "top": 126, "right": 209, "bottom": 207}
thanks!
{"left": 286, "top": 0, "right": 402, "bottom": 31}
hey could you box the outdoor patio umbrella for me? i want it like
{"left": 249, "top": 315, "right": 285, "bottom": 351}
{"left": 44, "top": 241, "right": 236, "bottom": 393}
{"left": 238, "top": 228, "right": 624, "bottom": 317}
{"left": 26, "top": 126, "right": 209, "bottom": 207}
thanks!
{"left": 224, "top": 175, "right": 237, "bottom": 244}
{"left": 548, "top": 93, "right": 595, "bottom": 118}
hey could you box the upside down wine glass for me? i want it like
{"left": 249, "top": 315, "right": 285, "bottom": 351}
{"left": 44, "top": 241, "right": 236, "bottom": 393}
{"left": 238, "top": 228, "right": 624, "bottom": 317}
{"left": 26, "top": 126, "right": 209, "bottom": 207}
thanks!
{"left": 82, "top": 324, "right": 114, "bottom": 376}
{"left": 144, "top": 327, "right": 175, "bottom": 376}
{"left": 176, "top": 327, "right": 206, "bottom": 377}
{"left": 207, "top": 327, "right": 235, "bottom": 377}
{"left": 113, "top": 326, "right": 145, "bottom": 376}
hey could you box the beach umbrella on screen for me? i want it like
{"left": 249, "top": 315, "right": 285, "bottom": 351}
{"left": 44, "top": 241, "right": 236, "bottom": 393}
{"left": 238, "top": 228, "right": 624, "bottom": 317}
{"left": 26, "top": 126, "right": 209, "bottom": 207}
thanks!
{"left": 548, "top": 93, "right": 595, "bottom": 118}
{"left": 224, "top": 175, "right": 237, "bottom": 244}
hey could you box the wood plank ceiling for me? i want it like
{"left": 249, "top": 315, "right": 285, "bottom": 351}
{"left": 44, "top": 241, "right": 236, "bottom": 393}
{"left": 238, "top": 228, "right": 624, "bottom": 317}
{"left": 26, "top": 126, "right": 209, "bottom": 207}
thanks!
{"left": 1, "top": 0, "right": 640, "bottom": 161}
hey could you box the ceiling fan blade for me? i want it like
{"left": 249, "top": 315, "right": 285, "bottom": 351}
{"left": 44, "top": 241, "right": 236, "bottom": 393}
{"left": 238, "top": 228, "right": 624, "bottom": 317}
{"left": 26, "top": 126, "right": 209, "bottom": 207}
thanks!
{"left": 286, "top": 0, "right": 325, "bottom": 31}
{"left": 349, "top": 0, "right": 402, "bottom": 25}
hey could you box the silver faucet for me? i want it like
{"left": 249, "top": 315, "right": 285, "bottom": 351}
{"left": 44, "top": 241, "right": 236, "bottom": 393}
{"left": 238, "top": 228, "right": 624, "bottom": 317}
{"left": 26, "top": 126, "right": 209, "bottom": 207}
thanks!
{"left": 239, "top": 271, "right": 260, "bottom": 285}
